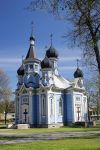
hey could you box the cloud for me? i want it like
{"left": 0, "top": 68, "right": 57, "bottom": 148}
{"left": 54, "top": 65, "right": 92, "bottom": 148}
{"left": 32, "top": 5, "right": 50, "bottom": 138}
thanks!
{"left": 0, "top": 58, "right": 21, "bottom": 64}
{"left": 59, "top": 56, "right": 81, "bottom": 62}
{"left": 0, "top": 56, "right": 81, "bottom": 71}
{"left": 0, "top": 56, "right": 81, "bottom": 63}
{"left": 59, "top": 66, "right": 76, "bottom": 71}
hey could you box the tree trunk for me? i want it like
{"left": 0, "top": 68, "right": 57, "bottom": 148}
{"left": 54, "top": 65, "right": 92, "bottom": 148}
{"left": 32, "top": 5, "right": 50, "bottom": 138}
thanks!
{"left": 87, "top": 95, "right": 90, "bottom": 122}
{"left": 4, "top": 112, "right": 7, "bottom": 125}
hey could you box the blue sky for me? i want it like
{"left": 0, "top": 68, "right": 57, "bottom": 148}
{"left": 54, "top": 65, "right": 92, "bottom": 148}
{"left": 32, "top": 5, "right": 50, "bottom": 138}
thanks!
{"left": 0, "top": 0, "right": 89, "bottom": 91}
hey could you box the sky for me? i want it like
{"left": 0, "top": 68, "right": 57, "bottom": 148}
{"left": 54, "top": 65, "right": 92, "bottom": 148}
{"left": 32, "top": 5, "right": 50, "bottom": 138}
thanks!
{"left": 0, "top": 0, "right": 89, "bottom": 91}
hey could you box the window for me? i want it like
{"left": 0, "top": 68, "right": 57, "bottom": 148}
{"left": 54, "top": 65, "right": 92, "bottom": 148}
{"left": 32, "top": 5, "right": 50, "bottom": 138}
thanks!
{"left": 30, "top": 64, "right": 33, "bottom": 69}
{"left": 25, "top": 65, "right": 28, "bottom": 71}
{"left": 83, "top": 97, "right": 86, "bottom": 108}
{"left": 59, "top": 98, "right": 63, "bottom": 115}
{"left": 41, "top": 95, "right": 46, "bottom": 116}
{"left": 34, "top": 64, "right": 38, "bottom": 71}
{"left": 51, "top": 99, "right": 53, "bottom": 115}
{"left": 22, "top": 96, "right": 29, "bottom": 105}
{"left": 76, "top": 97, "right": 80, "bottom": 102}
{"left": 50, "top": 99, "right": 55, "bottom": 116}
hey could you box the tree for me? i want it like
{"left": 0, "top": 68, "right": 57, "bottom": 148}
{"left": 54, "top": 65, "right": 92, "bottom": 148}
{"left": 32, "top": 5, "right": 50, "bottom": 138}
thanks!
{"left": 0, "top": 69, "right": 13, "bottom": 124}
{"left": 85, "top": 73, "right": 100, "bottom": 120}
{"left": 28, "top": 0, "right": 100, "bottom": 74}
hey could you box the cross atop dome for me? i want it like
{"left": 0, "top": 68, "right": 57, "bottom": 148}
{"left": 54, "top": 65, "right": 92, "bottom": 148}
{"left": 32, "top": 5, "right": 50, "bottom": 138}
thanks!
{"left": 50, "top": 33, "right": 53, "bottom": 46}
{"left": 22, "top": 55, "right": 24, "bottom": 64}
{"left": 46, "top": 34, "right": 58, "bottom": 58}
{"left": 30, "top": 21, "right": 35, "bottom": 43}
{"left": 77, "top": 59, "right": 79, "bottom": 68}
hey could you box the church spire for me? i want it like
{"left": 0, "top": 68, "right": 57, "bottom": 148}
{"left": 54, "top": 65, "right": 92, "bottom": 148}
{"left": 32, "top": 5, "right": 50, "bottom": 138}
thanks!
{"left": 30, "top": 21, "right": 35, "bottom": 45}
{"left": 25, "top": 23, "right": 36, "bottom": 60}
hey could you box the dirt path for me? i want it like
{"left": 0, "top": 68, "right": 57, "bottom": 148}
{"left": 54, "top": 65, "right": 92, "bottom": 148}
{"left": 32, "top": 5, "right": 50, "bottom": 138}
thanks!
{"left": 0, "top": 131, "right": 100, "bottom": 145}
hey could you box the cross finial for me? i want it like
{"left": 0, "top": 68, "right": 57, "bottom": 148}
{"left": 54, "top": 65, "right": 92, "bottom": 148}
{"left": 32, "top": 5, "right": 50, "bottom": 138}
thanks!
{"left": 77, "top": 59, "right": 79, "bottom": 68}
{"left": 22, "top": 55, "right": 24, "bottom": 65}
{"left": 50, "top": 33, "right": 53, "bottom": 46}
{"left": 44, "top": 45, "right": 48, "bottom": 57}
{"left": 31, "top": 21, "right": 34, "bottom": 36}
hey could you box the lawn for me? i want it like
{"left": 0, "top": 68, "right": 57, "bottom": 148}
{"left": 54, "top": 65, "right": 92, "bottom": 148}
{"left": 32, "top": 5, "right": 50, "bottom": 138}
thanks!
{"left": 0, "top": 127, "right": 100, "bottom": 134}
{"left": 96, "top": 121, "right": 100, "bottom": 127}
{"left": 0, "top": 138, "right": 100, "bottom": 150}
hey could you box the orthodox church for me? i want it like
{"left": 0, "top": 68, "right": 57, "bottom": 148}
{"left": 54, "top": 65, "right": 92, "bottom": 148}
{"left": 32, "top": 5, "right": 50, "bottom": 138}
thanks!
{"left": 15, "top": 32, "right": 88, "bottom": 128}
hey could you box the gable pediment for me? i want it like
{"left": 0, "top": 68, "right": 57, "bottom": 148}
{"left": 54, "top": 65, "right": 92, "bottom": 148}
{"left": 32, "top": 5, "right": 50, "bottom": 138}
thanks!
{"left": 18, "top": 84, "right": 28, "bottom": 94}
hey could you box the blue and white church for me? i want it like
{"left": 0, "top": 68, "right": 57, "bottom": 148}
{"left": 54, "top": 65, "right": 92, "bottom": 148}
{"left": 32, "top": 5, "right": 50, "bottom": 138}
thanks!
{"left": 15, "top": 32, "right": 88, "bottom": 128}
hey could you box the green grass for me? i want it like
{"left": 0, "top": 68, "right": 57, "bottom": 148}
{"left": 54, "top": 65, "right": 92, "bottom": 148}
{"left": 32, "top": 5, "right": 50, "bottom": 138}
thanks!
{"left": 0, "top": 127, "right": 100, "bottom": 134}
{"left": 0, "top": 138, "right": 100, "bottom": 150}
{"left": 96, "top": 121, "right": 100, "bottom": 126}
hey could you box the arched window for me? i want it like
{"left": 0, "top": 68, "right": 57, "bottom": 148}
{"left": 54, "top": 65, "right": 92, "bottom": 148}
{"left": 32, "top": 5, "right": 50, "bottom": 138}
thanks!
{"left": 51, "top": 99, "right": 53, "bottom": 115}
{"left": 59, "top": 98, "right": 63, "bottom": 115}
{"left": 50, "top": 98, "right": 55, "bottom": 116}
{"left": 41, "top": 95, "right": 46, "bottom": 116}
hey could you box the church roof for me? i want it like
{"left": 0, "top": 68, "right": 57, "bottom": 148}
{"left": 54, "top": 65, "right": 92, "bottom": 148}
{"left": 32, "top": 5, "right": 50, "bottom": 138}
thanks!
{"left": 25, "top": 45, "right": 36, "bottom": 59}
{"left": 25, "top": 34, "right": 36, "bottom": 60}
{"left": 74, "top": 68, "right": 83, "bottom": 78}
{"left": 46, "top": 46, "right": 58, "bottom": 58}
{"left": 17, "top": 65, "right": 24, "bottom": 76}
{"left": 41, "top": 55, "right": 52, "bottom": 69}
{"left": 53, "top": 75, "right": 71, "bottom": 89}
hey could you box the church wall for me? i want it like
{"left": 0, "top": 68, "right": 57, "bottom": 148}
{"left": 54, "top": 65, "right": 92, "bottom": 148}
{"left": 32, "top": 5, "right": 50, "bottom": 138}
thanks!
{"left": 37, "top": 91, "right": 49, "bottom": 127}
{"left": 15, "top": 96, "right": 19, "bottom": 124}
{"left": 48, "top": 92, "right": 55, "bottom": 124}
{"left": 73, "top": 92, "right": 82, "bottom": 122}
{"left": 47, "top": 92, "right": 63, "bottom": 124}
{"left": 55, "top": 94, "right": 63, "bottom": 123}
{"left": 82, "top": 95, "right": 88, "bottom": 122}
{"left": 73, "top": 92, "right": 88, "bottom": 122}
{"left": 20, "top": 94, "right": 30, "bottom": 124}
{"left": 19, "top": 96, "right": 22, "bottom": 124}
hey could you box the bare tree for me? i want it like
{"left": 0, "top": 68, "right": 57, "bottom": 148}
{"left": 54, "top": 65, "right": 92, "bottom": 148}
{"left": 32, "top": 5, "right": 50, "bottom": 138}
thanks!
{"left": 28, "top": 0, "right": 100, "bottom": 74}
{"left": 85, "top": 73, "right": 100, "bottom": 120}
{"left": 0, "top": 69, "right": 13, "bottom": 124}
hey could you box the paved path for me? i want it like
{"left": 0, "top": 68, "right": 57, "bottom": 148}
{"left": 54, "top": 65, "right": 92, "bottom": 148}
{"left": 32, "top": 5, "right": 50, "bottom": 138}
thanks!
{"left": 0, "top": 131, "right": 100, "bottom": 145}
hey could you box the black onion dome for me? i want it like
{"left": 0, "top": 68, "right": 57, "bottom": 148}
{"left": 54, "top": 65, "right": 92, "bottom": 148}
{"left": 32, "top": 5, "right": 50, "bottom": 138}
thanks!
{"left": 46, "top": 46, "right": 58, "bottom": 58}
{"left": 74, "top": 68, "right": 83, "bottom": 78}
{"left": 17, "top": 65, "right": 24, "bottom": 76}
{"left": 41, "top": 56, "right": 52, "bottom": 69}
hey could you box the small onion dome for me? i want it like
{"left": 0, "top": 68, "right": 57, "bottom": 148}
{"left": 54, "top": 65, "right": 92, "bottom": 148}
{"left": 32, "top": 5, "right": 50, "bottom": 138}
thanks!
{"left": 74, "top": 68, "right": 83, "bottom": 78}
{"left": 41, "top": 56, "right": 52, "bottom": 69}
{"left": 46, "top": 46, "right": 58, "bottom": 58}
{"left": 17, "top": 65, "right": 24, "bottom": 76}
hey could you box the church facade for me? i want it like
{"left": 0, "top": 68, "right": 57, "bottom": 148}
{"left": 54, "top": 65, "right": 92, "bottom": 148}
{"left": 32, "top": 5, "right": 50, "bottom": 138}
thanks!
{"left": 15, "top": 33, "right": 88, "bottom": 128}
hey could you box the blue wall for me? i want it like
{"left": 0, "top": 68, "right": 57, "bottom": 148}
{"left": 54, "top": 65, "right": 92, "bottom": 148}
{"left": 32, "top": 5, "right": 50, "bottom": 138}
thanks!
{"left": 32, "top": 94, "right": 39, "bottom": 125}
{"left": 64, "top": 93, "right": 73, "bottom": 124}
